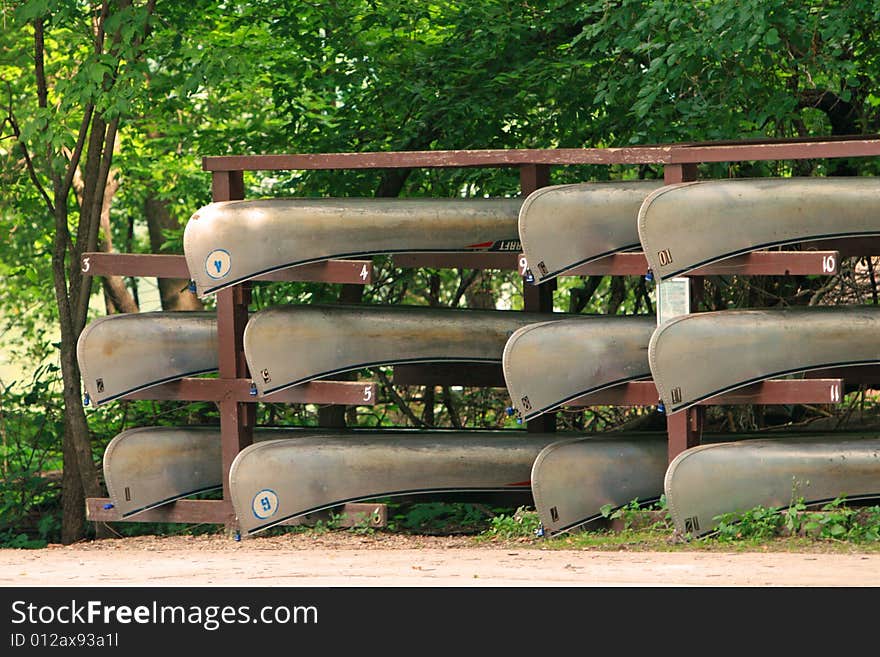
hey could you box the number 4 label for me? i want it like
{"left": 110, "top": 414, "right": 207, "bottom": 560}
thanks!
{"left": 359, "top": 264, "right": 369, "bottom": 280}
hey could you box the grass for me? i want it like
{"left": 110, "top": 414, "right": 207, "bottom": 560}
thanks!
{"left": 472, "top": 497, "right": 880, "bottom": 553}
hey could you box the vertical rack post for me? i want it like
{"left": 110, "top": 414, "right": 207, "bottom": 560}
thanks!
{"left": 211, "top": 170, "right": 252, "bottom": 530}
{"left": 520, "top": 164, "right": 556, "bottom": 433}
{"left": 662, "top": 163, "right": 703, "bottom": 462}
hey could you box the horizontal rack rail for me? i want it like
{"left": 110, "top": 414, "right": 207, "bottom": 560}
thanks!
{"left": 82, "top": 252, "right": 373, "bottom": 285}
{"left": 119, "top": 378, "right": 378, "bottom": 405}
{"left": 86, "top": 498, "right": 387, "bottom": 528}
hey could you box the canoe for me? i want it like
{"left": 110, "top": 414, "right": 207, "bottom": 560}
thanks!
{"left": 638, "top": 177, "right": 880, "bottom": 281}
{"left": 103, "top": 425, "right": 504, "bottom": 517}
{"left": 183, "top": 197, "right": 523, "bottom": 296}
{"left": 649, "top": 306, "right": 880, "bottom": 413}
{"left": 531, "top": 433, "right": 668, "bottom": 536}
{"left": 502, "top": 315, "right": 655, "bottom": 420}
{"left": 519, "top": 180, "right": 663, "bottom": 283}
{"left": 77, "top": 312, "right": 216, "bottom": 406}
{"left": 229, "top": 432, "right": 560, "bottom": 534}
{"left": 103, "top": 426, "right": 300, "bottom": 517}
{"left": 665, "top": 433, "right": 880, "bottom": 537}
{"left": 244, "top": 304, "right": 561, "bottom": 396}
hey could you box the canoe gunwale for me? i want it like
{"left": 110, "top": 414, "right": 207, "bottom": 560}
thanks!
{"left": 119, "top": 485, "right": 222, "bottom": 518}
{"left": 259, "top": 356, "right": 501, "bottom": 396}
{"left": 90, "top": 367, "right": 218, "bottom": 406}
{"left": 530, "top": 243, "right": 642, "bottom": 283}
{"left": 656, "top": 359, "right": 880, "bottom": 414}
{"left": 198, "top": 246, "right": 519, "bottom": 297}
{"left": 652, "top": 231, "right": 880, "bottom": 281}
{"left": 519, "top": 375, "right": 654, "bottom": 420}
{"left": 543, "top": 496, "right": 664, "bottom": 536}
{"left": 245, "top": 485, "right": 532, "bottom": 535}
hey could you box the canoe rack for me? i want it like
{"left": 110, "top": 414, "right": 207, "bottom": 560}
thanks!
{"left": 85, "top": 136, "right": 880, "bottom": 531}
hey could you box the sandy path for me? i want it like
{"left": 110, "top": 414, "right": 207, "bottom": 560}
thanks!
{"left": 1, "top": 534, "right": 879, "bottom": 587}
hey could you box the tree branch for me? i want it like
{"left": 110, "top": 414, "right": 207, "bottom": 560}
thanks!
{"left": 375, "top": 370, "right": 431, "bottom": 428}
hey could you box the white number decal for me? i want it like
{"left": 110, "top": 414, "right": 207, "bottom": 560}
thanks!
{"left": 822, "top": 254, "right": 836, "bottom": 274}
{"left": 81, "top": 256, "right": 91, "bottom": 273}
{"left": 363, "top": 385, "right": 373, "bottom": 402}
{"left": 360, "top": 264, "right": 369, "bottom": 281}
{"left": 518, "top": 255, "right": 529, "bottom": 276}
{"left": 831, "top": 384, "right": 841, "bottom": 403}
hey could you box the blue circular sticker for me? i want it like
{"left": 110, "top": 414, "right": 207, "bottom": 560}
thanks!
{"left": 252, "top": 489, "right": 279, "bottom": 520}
{"left": 205, "top": 249, "right": 232, "bottom": 279}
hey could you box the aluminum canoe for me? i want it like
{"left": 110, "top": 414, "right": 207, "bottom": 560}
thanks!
{"left": 531, "top": 433, "right": 668, "bottom": 536}
{"left": 245, "top": 304, "right": 561, "bottom": 396}
{"left": 519, "top": 180, "right": 663, "bottom": 283}
{"left": 103, "top": 426, "right": 303, "bottom": 517}
{"left": 638, "top": 177, "right": 880, "bottom": 281}
{"left": 665, "top": 433, "right": 880, "bottom": 537}
{"left": 649, "top": 306, "right": 880, "bottom": 413}
{"left": 229, "top": 432, "right": 560, "bottom": 534}
{"left": 77, "top": 312, "right": 216, "bottom": 406}
{"left": 502, "top": 315, "right": 656, "bottom": 420}
{"left": 183, "top": 197, "right": 523, "bottom": 296}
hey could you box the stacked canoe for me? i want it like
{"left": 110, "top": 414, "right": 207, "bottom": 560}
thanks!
{"left": 80, "top": 175, "right": 880, "bottom": 538}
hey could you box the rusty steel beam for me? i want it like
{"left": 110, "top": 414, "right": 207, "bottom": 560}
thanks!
{"left": 392, "top": 363, "right": 507, "bottom": 388}
{"left": 80, "top": 252, "right": 374, "bottom": 285}
{"left": 119, "top": 378, "right": 379, "bottom": 405}
{"left": 202, "top": 138, "right": 880, "bottom": 172}
{"left": 86, "top": 498, "right": 387, "bottom": 528}
{"left": 567, "top": 379, "right": 845, "bottom": 407}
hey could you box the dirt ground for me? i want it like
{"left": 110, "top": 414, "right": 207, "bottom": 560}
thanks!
{"left": 2, "top": 532, "right": 879, "bottom": 587}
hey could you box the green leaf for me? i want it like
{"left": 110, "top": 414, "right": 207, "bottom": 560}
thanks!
{"left": 764, "top": 28, "right": 780, "bottom": 46}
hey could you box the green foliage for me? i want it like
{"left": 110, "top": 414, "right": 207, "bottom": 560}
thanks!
{"left": 482, "top": 506, "right": 542, "bottom": 540}
{"left": 390, "top": 502, "right": 497, "bottom": 534}
{"left": 712, "top": 496, "right": 880, "bottom": 543}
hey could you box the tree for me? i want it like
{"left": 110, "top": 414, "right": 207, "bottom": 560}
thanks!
{"left": 2, "top": 0, "right": 158, "bottom": 543}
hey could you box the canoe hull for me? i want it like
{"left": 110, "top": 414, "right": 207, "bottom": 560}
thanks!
{"left": 502, "top": 315, "right": 656, "bottom": 420}
{"left": 649, "top": 306, "right": 880, "bottom": 413}
{"left": 531, "top": 434, "right": 668, "bottom": 535}
{"left": 519, "top": 181, "right": 663, "bottom": 283}
{"left": 229, "top": 432, "right": 560, "bottom": 534}
{"left": 639, "top": 177, "right": 880, "bottom": 280}
{"left": 184, "top": 198, "right": 522, "bottom": 296}
{"left": 665, "top": 434, "right": 880, "bottom": 537}
{"left": 102, "top": 426, "right": 300, "bottom": 517}
{"left": 244, "top": 304, "right": 562, "bottom": 395}
{"left": 77, "top": 312, "right": 217, "bottom": 406}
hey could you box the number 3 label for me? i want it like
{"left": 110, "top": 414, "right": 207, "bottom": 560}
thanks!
{"left": 81, "top": 256, "right": 90, "bottom": 273}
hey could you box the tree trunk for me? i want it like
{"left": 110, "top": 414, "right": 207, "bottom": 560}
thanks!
{"left": 60, "top": 435, "right": 85, "bottom": 545}
{"left": 145, "top": 194, "right": 204, "bottom": 311}
{"left": 96, "top": 171, "right": 138, "bottom": 314}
